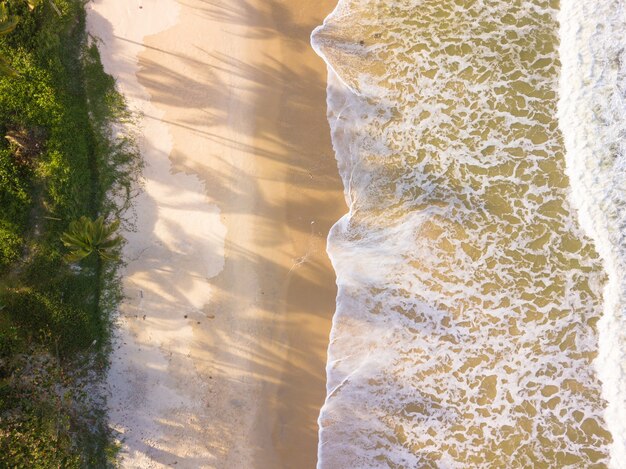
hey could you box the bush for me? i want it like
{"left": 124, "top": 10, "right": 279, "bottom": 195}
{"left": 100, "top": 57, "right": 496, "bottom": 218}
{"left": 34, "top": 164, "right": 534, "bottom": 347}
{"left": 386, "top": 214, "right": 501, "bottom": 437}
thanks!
{"left": 1, "top": 287, "right": 95, "bottom": 355}
{"left": 0, "top": 350, "right": 83, "bottom": 469}
{"left": 0, "top": 148, "right": 30, "bottom": 206}
{"left": 0, "top": 1, "right": 138, "bottom": 465}
{"left": 0, "top": 221, "right": 23, "bottom": 269}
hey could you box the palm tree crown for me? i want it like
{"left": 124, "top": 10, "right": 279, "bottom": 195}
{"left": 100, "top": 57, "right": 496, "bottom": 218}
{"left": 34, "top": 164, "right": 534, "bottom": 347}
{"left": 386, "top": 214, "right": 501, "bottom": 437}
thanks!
{"left": 60, "top": 216, "right": 122, "bottom": 263}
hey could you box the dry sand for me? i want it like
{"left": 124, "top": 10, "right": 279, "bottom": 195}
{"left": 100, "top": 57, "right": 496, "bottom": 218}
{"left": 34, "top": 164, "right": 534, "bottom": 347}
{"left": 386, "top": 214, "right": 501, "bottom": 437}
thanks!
{"left": 86, "top": 0, "right": 343, "bottom": 467}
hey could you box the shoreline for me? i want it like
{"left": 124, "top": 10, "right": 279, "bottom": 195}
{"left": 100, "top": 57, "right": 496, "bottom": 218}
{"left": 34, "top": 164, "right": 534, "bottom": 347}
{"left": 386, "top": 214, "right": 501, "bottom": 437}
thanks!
{"left": 88, "top": 0, "right": 342, "bottom": 467}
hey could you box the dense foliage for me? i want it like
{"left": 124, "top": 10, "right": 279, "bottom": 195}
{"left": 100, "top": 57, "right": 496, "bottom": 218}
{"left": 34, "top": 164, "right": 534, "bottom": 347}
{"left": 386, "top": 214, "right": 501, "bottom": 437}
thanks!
{"left": 0, "top": 0, "right": 138, "bottom": 466}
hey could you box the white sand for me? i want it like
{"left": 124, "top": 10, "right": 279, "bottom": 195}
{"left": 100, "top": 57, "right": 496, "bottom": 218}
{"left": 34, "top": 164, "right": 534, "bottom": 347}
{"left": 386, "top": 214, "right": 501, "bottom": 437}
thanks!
{"left": 87, "top": 1, "right": 226, "bottom": 466}
{"left": 87, "top": 0, "right": 342, "bottom": 467}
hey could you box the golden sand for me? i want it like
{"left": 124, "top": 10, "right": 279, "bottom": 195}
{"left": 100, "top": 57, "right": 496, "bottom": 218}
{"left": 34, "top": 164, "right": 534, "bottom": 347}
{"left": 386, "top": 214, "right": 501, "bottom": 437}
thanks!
{"left": 89, "top": 0, "right": 342, "bottom": 467}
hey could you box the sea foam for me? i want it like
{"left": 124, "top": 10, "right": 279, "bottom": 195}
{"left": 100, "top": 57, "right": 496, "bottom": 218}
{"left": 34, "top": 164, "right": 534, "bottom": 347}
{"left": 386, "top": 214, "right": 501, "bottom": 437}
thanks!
{"left": 558, "top": 1, "right": 626, "bottom": 465}
{"left": 313, "top": 0, "right": 615, "bottom": 467}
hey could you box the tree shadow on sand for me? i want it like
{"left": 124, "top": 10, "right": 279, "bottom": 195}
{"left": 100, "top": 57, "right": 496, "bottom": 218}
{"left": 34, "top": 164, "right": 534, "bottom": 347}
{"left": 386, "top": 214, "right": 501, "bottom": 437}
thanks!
{"left": 91, "top": 0, "right": 346, "bottom": 467}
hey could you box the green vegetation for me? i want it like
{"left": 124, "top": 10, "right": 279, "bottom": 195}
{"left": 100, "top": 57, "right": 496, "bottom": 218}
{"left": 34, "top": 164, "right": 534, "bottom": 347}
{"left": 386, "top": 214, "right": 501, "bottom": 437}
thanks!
{"left": 61, "top": 216, "right": 122, "bottom": 262}
{"left": 0, "top": 0, "right": 139, "bottom": 466}
{"left": 0, "top": 2, "right": 19, "bottom": 75}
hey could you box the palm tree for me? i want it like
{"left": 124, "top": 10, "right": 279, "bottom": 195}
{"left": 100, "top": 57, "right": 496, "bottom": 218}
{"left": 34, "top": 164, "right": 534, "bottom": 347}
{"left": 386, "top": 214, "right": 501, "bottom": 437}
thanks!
{"left": 60, "top": 216, "right": 122, "bottom": 263}
{"left": 61, "top": 216, "right": 122, "bottom": 317}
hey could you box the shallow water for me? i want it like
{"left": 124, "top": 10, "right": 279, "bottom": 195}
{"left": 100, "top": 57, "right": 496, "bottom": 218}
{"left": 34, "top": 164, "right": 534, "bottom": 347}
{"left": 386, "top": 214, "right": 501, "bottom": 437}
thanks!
{"left": 312, "top": 0, "right": 617, "bottom": 466}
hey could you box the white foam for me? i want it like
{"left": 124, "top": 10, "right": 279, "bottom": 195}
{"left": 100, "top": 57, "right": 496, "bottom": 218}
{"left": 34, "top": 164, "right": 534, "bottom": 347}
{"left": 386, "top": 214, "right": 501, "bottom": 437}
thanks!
{"left": 558, "top": 1, "right": 626, "bottom": 464}
{"left": 314, "top": 0, "right": 615, "bottom": 466}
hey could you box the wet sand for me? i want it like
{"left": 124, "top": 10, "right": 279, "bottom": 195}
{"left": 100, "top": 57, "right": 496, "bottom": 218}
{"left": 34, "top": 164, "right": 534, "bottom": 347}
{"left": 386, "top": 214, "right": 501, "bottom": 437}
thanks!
{"left": 87, "top": 0, "right": 343, "bottom": 467}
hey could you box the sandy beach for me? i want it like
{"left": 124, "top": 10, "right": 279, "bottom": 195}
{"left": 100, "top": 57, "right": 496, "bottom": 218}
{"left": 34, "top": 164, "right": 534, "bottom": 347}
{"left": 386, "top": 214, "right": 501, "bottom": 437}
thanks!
{"left": 87, "top": 0, "right": 343, "bottom": 467}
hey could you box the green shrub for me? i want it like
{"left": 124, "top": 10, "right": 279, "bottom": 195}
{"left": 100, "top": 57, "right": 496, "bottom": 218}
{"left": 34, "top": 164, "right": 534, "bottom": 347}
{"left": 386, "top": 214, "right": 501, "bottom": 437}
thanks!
{"left": 0, "top": 147, "right": 30, "bottom": 224}
{"left": 1, "top": 287, "right": 95, "bottom": 355}
{"left": 0, "top": 221, "right": 23, "bottom": 269}
{"left": 0, "top": 0, "right": 138, "bottom": 465}
{"left": 0, "top": 412, "right": 82, "bottom": 469}
{"left": 0, "top": 350, "right": 82, "bottom": 469}
{"left": 0, "top": 322, "right": 22, "bottom": 360}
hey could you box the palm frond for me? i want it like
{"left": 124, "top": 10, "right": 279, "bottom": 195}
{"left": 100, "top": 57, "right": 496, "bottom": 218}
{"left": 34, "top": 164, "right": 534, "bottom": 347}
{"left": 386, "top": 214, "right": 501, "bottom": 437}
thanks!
{"left": 65, "top": 248, "right": 91, "bottom": 263}
{"left": 61, "top": 216, "right": 123, "bottom": 263}
{"left": 97, "top": 237, "right": 122, "bottom": 249}
{"left": 97, "top": 250, "right": 119, "bottom": 262}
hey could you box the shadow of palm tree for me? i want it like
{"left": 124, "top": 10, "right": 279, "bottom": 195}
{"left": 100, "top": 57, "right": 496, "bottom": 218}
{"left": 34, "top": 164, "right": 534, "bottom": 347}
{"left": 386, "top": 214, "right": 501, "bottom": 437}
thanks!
{"left": 91, "top": 0, "right": 345, "bottom": 467}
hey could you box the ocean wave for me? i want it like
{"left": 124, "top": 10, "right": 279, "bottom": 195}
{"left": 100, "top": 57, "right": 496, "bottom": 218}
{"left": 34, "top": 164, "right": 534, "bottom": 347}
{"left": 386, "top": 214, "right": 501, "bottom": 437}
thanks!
{"left": 558, "top": 1, "right": 626, "bottom": 465}
{"left": 313, "top": 0, "right": 614, "bottom": 466}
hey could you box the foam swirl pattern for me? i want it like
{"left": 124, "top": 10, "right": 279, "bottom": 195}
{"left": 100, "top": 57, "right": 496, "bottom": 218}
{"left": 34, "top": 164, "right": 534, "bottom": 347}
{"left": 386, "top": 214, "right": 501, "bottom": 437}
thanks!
{"left": 558, "top": 1, "right": 626, "bottom": 466}
{"left": 313, "top": 0, "right": 614, "bottom": 467}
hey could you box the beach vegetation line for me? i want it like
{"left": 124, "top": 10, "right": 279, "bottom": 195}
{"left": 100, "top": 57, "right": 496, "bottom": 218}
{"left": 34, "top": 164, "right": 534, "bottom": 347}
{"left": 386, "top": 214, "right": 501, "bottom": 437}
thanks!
{"left": 0, "top": 0, "right": 139, "bottom": 466}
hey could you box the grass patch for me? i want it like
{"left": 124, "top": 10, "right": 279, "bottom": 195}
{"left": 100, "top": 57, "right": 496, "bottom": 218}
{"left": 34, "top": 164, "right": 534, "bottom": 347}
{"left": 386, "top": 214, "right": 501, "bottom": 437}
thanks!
{"left": 0, "top": 1, "right": 139, "bottom": 466}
